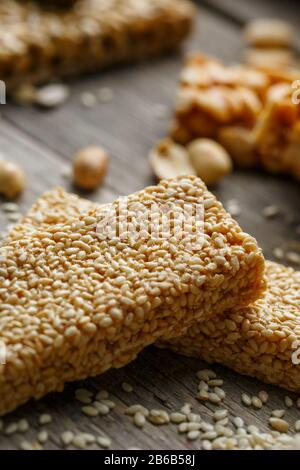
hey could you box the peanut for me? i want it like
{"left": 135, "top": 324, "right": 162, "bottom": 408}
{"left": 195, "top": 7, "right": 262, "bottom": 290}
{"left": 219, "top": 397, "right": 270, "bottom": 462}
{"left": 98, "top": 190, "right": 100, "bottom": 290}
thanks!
{"left": 187, "top": 138, "right": 232, "bottom": 185}
{"left": 73, "top": 146, "right": 109, "bottom": 190}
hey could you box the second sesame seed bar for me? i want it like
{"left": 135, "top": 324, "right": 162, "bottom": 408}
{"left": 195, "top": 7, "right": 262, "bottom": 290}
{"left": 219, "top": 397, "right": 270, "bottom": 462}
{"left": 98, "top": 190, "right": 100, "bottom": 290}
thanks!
{"left": 0, "top": 176, "right": 265, "bottom": 415}
{"left": 164, "top": 261, "right": 300, "bottom": 392}
{"left": 0, "top": 0, "right": 194, "bottom": 91}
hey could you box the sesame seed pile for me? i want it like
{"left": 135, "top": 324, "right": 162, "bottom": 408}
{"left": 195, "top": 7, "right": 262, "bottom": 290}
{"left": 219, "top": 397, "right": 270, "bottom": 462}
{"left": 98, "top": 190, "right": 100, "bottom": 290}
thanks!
{"left": 0, "top": 176, "right": 265, "bottom": 416}
{"left": 170, "top": 54, "right": 300, "bottom": 181}
{"left": 0, "top": 0, "right": 194, "bottom": 91}
{"left": 165, "top": 261, "right": 300, "bottom": 392}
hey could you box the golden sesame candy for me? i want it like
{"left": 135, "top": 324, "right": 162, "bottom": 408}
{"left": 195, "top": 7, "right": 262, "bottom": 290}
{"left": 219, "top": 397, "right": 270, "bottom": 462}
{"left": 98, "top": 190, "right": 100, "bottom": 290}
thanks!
{"left": 165, "top": 261, "right": 300, "bottom": 393}
{"left": 1, "top": 177, "right": 264, "bottom": 415}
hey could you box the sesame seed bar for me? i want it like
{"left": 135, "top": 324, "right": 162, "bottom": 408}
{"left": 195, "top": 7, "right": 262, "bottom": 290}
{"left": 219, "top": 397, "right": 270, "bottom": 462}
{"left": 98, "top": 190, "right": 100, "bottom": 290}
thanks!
{"left": 0, "top": 0, "right": 194, "bottom": 91}
{"left": 170, "top": 53, "right": 300, "bottom": 180}
{"left": 165, "top": 261, "right": 300, "bottom": 392}
{"left": 0, "top": 176, "right": 265, "bottom": 415}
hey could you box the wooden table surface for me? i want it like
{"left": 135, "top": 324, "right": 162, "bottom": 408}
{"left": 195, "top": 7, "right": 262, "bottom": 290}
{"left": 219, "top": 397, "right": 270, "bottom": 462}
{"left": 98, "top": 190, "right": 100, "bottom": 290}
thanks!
{"left": 0, "top": 0, "right": 299, "bottom": 450}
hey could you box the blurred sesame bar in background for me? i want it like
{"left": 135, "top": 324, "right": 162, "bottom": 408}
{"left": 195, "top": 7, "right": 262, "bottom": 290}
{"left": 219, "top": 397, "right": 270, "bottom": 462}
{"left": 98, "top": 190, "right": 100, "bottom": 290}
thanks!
{"left": 170, "top": 54, "right": 300, "bottom": 181}
{"left": 0, "top": 0, "right": 194, "bottom": 92}
{"left": 163, "top": 261, "right": 300, "bottom": 393}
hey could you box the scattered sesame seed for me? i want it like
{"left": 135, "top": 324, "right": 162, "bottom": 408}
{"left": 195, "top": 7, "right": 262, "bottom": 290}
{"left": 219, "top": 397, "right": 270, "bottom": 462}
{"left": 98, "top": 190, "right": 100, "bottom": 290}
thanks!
{"left": 201, "top": 422, "right": 214, "bottom": 432}
{"left": 196, "top": 369, "right": 216, "bottom": 381}
{"left": 198, "top": 380, "right": 209, "bottom": 391}
{"left": 284, "top": 396, "right": 293, "bottom": 408}
{"left": 197, "top": 390, "right": 210, "bottom": 401}
{"left": 247, "top": 425, "right": 259, "bottom": 433}
{"left": 97, "top": 436, "right": 111, "bottom": 449}
{"left": 81, "top": 433, "right": 96, "bottom": 444}
{"left": 19, "top": 440, "right": 34, "bottom": 451}
{"left": 269, "top": 417, "right": 289, "bottom": 433}
{"left": 201, "top": 431, "right": 218, "bottom": 441}
{"left": 125, "top": 404, "right": 149, "bottom": 417}
{"left": 258, "top": 391, "right": 269, "bottom": 403}
{"left": 2, "top": 203, "right": 20, "bottom": 213}
{"left": 187, "top": 413, "right": 201, "bottom": 423}
{"left": 72, "top": 434, "right": 87, "bottom": 449}
{"left": 202, "top": 440, "right": 213, "bottom": 450}
{"left": 95, "top": 390, "right": 109, "bottom": 401}
{"left": 37, "top": 430, "right": 49, "bottom": 444}
{"left": 252, "top": 396, "right": 263, "bottom": 409}
{"left": 295, "top": 420, "right": 300, "bottom": 432}
{"left": 61, "top": 431, "right": 74, "bottom": 446}
{"left": 273, "top": 247, "right": 284, "bottom": 260}
{"left": 122, "top": 382, "right": 133, "bottom": 393}
{"left": 80, "top": 92, "right": 97, "bottom": 108}
{"left": 187, "top": 430, "right": 200, "bottom": 441}
{"left": 98, "top": 87, "right": 114, "bottom": 103}
{"left": 208, "top": 392, "right": 222, "bottom": 404}
{"left": 39, "top": 414, "right": 52, "bottom": 425}
{"left": 241, "top": 393, "right": 252, "bottom": 406}
{"left": 170, "top": 412, "right": 187, "bottom": 424}
{"left": 214, "top": 387, "right": 226, "bottom": 400}
{"left": 208, "top": 379, "right": 223, "bottom": 387}
{"left": 75, "top": 388, "right": 93, "bottom": 404}
{"left": 213, "top": 409, "right": 228, "bottom": 421}
{"left": 177, "top": 422, "right": 189, "bottom": 434}
{"left": 6, "top": 212, "right": 22, "bottom": 223}
{"left": 180, "top": 403, "right": 192, "bottom": 415}
{"left": 286, "top": 252, "right": 300, "bottom": 265}
{"left": 93, "top": 401, "right": 110, "bottom": 415}
{"left": 134, "top": 412, "right": 146, "bottom": 428}
{"left": 271, "top": 409, "right": 285, "bottom": 418}
{"left": 81, "top": 405, "right": 99, "bottom": 417}
{"left": 225, "top": 199, "right": 241, "bottom": 217}
{"left": 18, "top": 419, "right": 29, "bottom": 433}
{"left": 4, "top": 422, "right": 18, "bottom": 435}
{"left": 148, "top": 409, "right": 170, "bottom": 425}
{"left": 262, "top": 205, "right": 279, "bottom": 218}
{"left": 100, "top": 399, "right": 116, "bottom": 409}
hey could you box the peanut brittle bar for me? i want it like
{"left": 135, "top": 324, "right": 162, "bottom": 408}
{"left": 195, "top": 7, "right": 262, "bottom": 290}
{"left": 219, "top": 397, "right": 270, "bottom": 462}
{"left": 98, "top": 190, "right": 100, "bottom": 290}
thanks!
{"left": 0, "top": 176, "right": 264, "bottom": 415}
{"left": 170, "top": 54, "right": 300, "bottom": 180}
{"left": 165, "top": 261, "right": 300, "bottom": 392}
{"left": 0, "top": 0, "right": 194, "bottom": 90}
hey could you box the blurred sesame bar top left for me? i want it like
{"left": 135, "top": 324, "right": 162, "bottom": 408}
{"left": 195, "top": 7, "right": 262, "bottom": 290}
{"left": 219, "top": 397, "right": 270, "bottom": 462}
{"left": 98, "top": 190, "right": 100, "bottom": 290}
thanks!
{"left": 0, "top": 0, "right": 195, "bottom": 91}
{"left": 0, "top": 177, "right": 265, "bottom": 415}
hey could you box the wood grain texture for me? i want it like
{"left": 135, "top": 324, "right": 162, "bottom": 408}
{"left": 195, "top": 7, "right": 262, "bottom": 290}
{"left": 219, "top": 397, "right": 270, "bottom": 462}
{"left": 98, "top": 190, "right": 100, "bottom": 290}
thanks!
{"left": 0, "top": 0, "right": 299, "bottom": 450}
